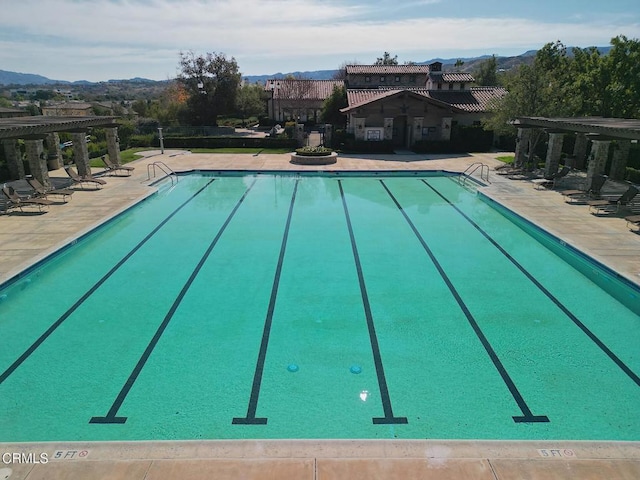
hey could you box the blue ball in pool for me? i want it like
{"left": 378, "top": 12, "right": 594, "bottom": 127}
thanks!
{"left": 350, "top": 365, "right": 362, "bottom": 374}
{"left": 287, "top": 363, "right": 299, "bottom": 373}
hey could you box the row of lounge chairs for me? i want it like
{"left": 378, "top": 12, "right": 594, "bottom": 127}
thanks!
{"left": 527, "top": 170, "right": 640, "bottom": 231}
{"left": 1, "top": 158, "right": 134, "bottom": 214}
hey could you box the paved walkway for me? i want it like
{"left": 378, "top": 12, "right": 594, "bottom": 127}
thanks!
{"left": 0, "top": 150, "right": 639, "bottom": 479}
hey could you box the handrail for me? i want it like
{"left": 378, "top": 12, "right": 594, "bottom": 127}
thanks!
{"left": 459, "top": 162, "right": 490, "bottom": 186}
{"left": 146, "top": 161, "right": 178, "bottom": 185}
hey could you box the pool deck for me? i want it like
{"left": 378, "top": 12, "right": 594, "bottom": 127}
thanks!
{"left": 1, "top": 150, "right": 639, "bottom": 479}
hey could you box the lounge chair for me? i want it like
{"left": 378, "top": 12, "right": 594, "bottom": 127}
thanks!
{"left": 2, "top": 185, "right": 53, "bottom": 212}
{"left": 625, "top": 214, "right": 640, "bottom": 231}
{"left": 65, "top": 166, "right": 107, "bottom": 189}
{"left": 27, "top": 178, "right": 74, "bottom": 202}
{"left": 588, "top": 185, "right": 639, "bottom": 215}
{"left": 562, "top": 174, "right": 607, "bottom": 203}
{"left": 531, "top": 166, "right": 571, "bottom": 190}
{"left": 100, "top": 155, "right": 134, "bottom": 176}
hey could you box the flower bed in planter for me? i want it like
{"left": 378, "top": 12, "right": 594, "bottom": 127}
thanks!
{"left": 290, "top": 146, "right": 338, "bottom": 165}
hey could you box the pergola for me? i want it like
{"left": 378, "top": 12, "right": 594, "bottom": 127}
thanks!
{"left": 512, "top": 117, "right": 640, "bottom": 184}
{"left": 0, "top": 115, "right": 121, "bottom": 188}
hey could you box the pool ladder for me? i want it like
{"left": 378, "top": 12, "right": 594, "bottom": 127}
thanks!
{"left": 459, "top": 162, "right": 490, "bottom": 186}
{"left": 147, "top": 161, "right": 179, "bottom": 185}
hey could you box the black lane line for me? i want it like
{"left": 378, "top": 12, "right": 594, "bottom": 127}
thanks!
{"left": 422, "top": 179, "right": 640, "bottom": 388}
{"left": 0, "top": 178, "right": 216, "bottom": 387}
{"left": 233, "top": 180, "right": 299, "bottom": 425}
{"left": 380, "top": 180, "right": 548, "bottom": 423}
{"left": 337, "top": 180, "right": 408, "bottom": 425}
{"left": 91, "top": 178, "right": 257, "bottom": 424}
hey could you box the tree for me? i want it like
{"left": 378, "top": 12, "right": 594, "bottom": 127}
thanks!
{"left": 321, "top": 85, "right": 348, "bottom": 127}
{"left": 177, "top": 51, "right": 242, "bottom": 126}
{"left": 375, "top": 52, "right": 398, "bottom": 65}
{"left": 235, "top": 83, "right": 265, "bottom": 125}
{"left": 474, "top": 55, "right": 499, "bottom": 86}
{"left": 603, "top": 35, "right": 640, "bottom": 118}
{"left": 454, "top": 59, "right": 465, "bottom": 71}
{"left": 483, "top": 41, "right": 572, "bottom": 169}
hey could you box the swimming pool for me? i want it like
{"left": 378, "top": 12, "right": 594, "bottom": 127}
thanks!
{"left": 0, "top": 172, "right": 638, "bottom": 442}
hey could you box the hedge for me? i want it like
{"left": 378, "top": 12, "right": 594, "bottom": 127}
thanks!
{"left": 341, "top": 139, "right": 395, "bottom": 153}
{"left": 163, "top": 136, "right": 298, "bottom": 150}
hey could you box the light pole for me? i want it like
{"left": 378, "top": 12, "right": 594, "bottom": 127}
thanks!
{"left": 158, "top": 127, "right": 164, "bottom": 154}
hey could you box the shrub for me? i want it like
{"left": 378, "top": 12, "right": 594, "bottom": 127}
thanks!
{"left": 295, "top": 146, "right": 332, "bottom": 156}
{"left": 163, "top": 136, "right": 297, "bottom": 149}
{"left": 342, "top": 138, "right": 394, "bottom": 153}
{"left": 625, "top": 167, "right": 640, "bottom": 184}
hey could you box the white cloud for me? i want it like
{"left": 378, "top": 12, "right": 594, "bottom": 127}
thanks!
{"left": 1, "top": 0, "right": 638, "bottom": 80}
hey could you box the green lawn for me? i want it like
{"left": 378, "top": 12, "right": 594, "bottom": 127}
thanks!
{"left": 495, "top": 155, "right": 515, "bottom": 164}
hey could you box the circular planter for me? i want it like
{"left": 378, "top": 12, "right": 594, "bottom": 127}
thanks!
{"left": 290, "top": 151, "right": 338, "bottom": 165}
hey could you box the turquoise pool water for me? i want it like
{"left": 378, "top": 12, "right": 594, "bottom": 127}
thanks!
{"left": 0, "top": 172, "right": 638, "bottom": 442}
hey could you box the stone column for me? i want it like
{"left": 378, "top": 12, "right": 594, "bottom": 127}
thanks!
{"left": 105, "top": 127, "right": 121, "bottom": 165}
{"left": 295, "top": 123, "right": 305, "bottom": 147}
{"left": 514, "top": 127, "right": 532, "bottom": 168}
{"left": 25, "top": 138, "right": 51, "bottom": 188}
{"left": 544, "top": 132, "right": 564, "bottom": 178}
{"left": 609, "top": 140, "right": 631, "bottom": 181}
{"left": 45, "top": 132, "right": 63, "bottom": 170}
{"left": 71, "top": 131, "right": 91, "bottom": 177}
{"left": 441, "top": 117, "right": 452, "bottom": 141}
{"left": 2, "top": 139, "right": 24, "bottom": 180}
{"left": 586, "top": 139, "right": 610, "bottom": 186}
{"left": 383, "top": 118, "right": 394, "bottom": 141}
{"left": 412, "top": 117, "right": 424, "bottom": 145}
{"left": 354, "top": 118, "right": 366, "bottom": 141}
{"left": 573, "top": 133, "right": 588, "bottom": 169}
{"left": 323, "top": 124, "right": 332, "bottom": 148}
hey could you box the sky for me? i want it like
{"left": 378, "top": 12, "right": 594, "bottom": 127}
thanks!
{"left": 1, "top": 0, "right": 639, "bottom": 82}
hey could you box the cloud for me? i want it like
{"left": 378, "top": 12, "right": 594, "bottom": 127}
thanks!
{"left": 1, "top": 0, "right": 638, "bottom": 80}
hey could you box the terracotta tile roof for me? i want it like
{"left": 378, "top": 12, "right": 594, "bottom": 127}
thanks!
{"left": 428, "top": 87, "right": 507, "bottom": 112}
{"left": 343, "top": 87, "right": 506, "bottom": 113}
{"left": 343, "top": 88, "right": 458, "bottom": 113}
{"left": 429, "top": 72, "right": 476, "bottom": 83}
{"left": 345, "top": 65, "right": 431, "bottom": 75}
{"left": 265, "top": 79, "right": 344, "bottom": 100}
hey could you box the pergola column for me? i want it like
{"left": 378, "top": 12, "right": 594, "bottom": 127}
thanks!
{"left": 609, "top": 140, "right": 631, "bottom": 181}
{"left": 295, "top": 123, "right": 305, "bottom": 147}
{"left": 105, "top": 127, "right": 121, "bottom": 165}
{"left": 573, "top": 133, "right": 588, "bottom": 169}
{"left": 441, "top": 117, "right": 452, "bottom": 141}
{"left": 323, "top": 124, "right": 332, "bottom": 147}
{"left": 586, "top": 138, "right": 611, "bottom": 186}
{"left": 24, "top": 138, "right": 51, "bottom": 188}
{"left": 383, "top": 118, "right": 394, "bottom": 141}
{"left": 46, "top": 132, "right": 63, "bottom": 170}
{"left": 2, "top": 139, "right": 24, "bottom": 180}
{"left": 412, "top": 117, "right": 424, "bottom": 145}
{"left": 544, "top": 131, "right": 564, "bottom": 177}
{"left": 514, "top": 127, "right": 532, "bottom": 168}
{"left": 354, "top": 118, "right": 366, "bottom": 141}
{"left": 71, "top": 131, "right": 91, "bottom": 177}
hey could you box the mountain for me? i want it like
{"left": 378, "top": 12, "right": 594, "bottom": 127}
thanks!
{"left": 0, "top": 69, "right": 68, "bottom": 85}
{"left": 0, "top": 46, "right": 614, "bottom": 86}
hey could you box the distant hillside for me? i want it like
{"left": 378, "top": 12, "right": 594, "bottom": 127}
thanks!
{"left": 1, "top": 47, "right": 613, "bottom": 86}
{"left": 0, "top": 69, "right": 66, "bottom": 85}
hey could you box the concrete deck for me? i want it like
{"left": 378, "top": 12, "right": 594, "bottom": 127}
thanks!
{"left": 1, "top": 150, "right": 639, "bottom": 479}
